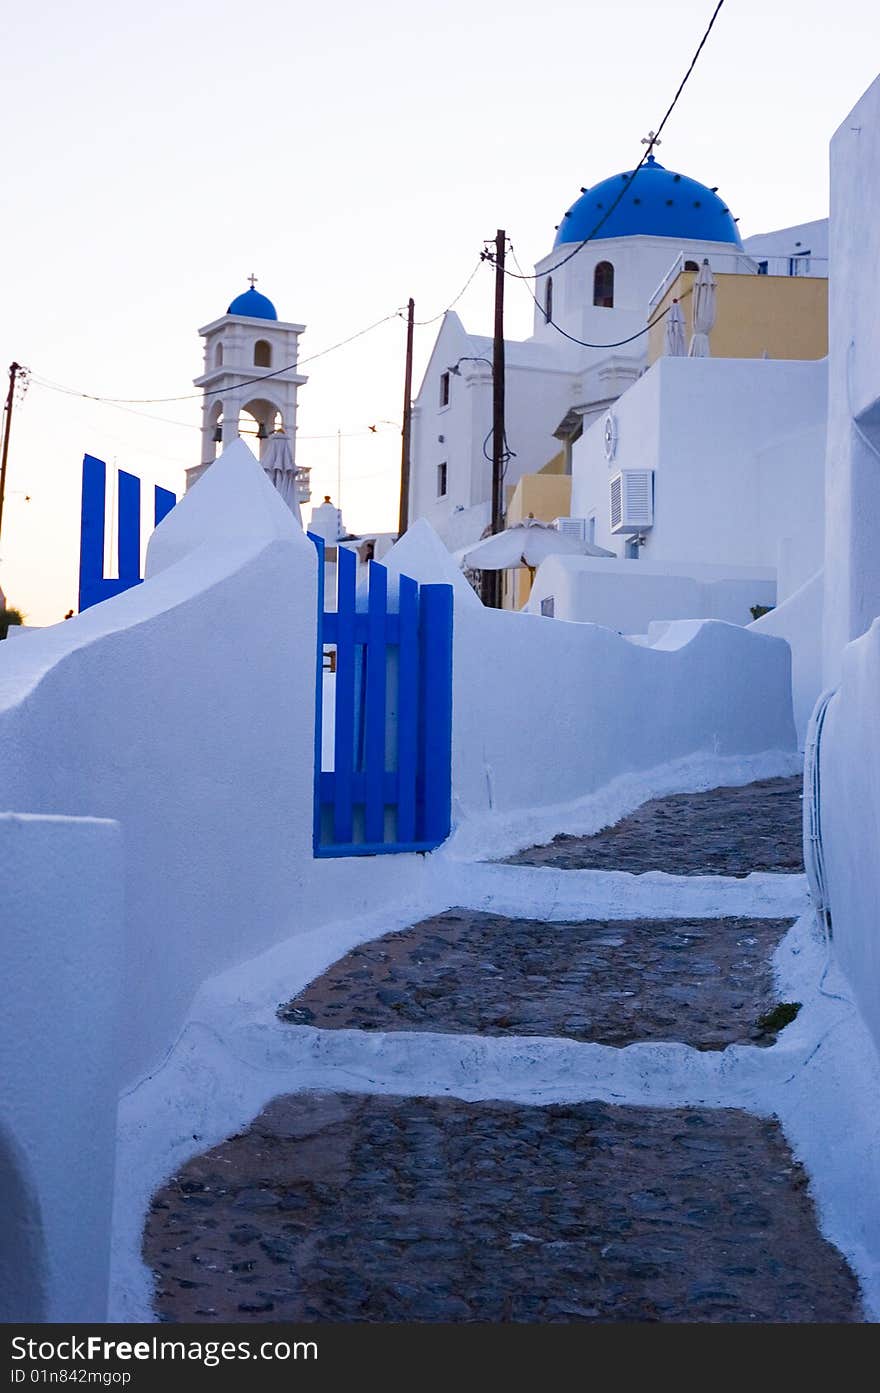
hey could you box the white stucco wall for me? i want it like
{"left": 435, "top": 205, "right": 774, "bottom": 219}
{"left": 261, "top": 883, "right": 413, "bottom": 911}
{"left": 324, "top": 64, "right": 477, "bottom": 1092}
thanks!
{"left": 527, "top": 554, "right": 776, "bottom": 632}
{"left": 571, "top": 355, "right": 827, "bottom": 585}
{"left": 816, "top": 616, "right": 880, "bottom": 1056}
{"left": 0, "top": 443, "right": 435, "bottom": 1088}
{"left": 823, "top": 73, "right": 880, "bottom": 685}
{"left": 385, "top": 522, "right": 796, "bottom": 826}
{"left": 0, "top": 813, "right": 123, "bottom": 1322}
{"left": 751, "top": 569, "right": 824, "bottom": 749}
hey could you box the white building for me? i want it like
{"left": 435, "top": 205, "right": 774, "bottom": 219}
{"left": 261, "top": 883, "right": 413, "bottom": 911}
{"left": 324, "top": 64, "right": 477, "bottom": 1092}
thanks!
{"left": 409, "top": 149, "right": 825, "bottom": 553}
{"left": 186, "top": 280, "right": 311, "bottom": 505}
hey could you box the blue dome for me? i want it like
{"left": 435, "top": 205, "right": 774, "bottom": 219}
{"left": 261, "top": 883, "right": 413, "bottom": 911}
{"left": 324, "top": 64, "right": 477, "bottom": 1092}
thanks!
{"left": 554, "top": 157, "right": 741, "bottom": 248}
{"left": 226, "top": 286, "right": 278, "bottom": 320}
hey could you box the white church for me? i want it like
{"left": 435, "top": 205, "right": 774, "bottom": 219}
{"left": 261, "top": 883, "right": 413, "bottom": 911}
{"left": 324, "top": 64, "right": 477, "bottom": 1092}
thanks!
{"left": 407, "top": 139, "right": 829, "bottom": 660}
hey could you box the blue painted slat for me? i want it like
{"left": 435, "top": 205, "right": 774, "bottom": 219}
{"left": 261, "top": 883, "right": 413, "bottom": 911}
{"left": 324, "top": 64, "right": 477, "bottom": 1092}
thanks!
{"left": 364, "top": 561, "right": 388, "bottom": 844}
{"left": 117, "top": 470, "right": 141, "bottom": 583}
{"left": 79, "top": 454, "right": 107, "bottom": 612}
{"left": 323, "top": 612, "right": 399, "bottom": 646}
{"left": 308, "top": 533, "right": 326, "bottom": 855}
{"left": 396, "top": 574, "right": 419, "bottom": 844}
{"left": 333, "top": 545, "right": 357, "bottom": 845}
{"left": 419, "top": 584, "right": 454, "bottom": 844}
{"left": 320, "top": 771, "right": 397, "bottom": 804}
{"left": 154, "top": 485, "right": 176, "bottom": 526}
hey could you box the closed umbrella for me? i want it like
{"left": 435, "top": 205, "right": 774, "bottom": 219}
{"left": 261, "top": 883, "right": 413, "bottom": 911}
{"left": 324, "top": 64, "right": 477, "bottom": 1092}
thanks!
{"left": 261, "top": 429, "right": 302, "bottom": 524}
{"left": 688, "top": 259, "right": 717, "bottom": 358}
{"left": 664, "top": 298, "right": 687, "bottom": 357}
{"left": 460, "top": 519, "right": 614, "bottom": 572}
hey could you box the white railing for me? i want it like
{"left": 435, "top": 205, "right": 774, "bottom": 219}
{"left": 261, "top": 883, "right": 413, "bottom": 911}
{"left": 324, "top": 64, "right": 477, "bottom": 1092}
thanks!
{"left": 648, "top": 250, "right": 829, "bottom": 311}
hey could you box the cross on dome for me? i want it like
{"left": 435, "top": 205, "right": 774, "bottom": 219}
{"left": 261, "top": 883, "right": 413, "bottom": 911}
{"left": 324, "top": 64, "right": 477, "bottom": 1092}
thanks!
{"left": 641, "top": 131, "right": 662, "bottom": 156}
{"left": 247, "top": 272, "right": 258, "bottom": 288}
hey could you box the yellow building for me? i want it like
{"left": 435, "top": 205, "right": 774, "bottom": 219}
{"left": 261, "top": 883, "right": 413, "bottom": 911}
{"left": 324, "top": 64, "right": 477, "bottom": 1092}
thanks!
{"left": 648, "top": 268, "right": 828, "bottom": 366}
{"left": 502, "top": 456, "right": 572, "bottom": 610}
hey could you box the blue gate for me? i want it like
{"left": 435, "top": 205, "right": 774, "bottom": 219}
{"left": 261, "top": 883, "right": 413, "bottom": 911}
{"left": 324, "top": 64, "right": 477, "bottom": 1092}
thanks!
{"left": 310, "top": 534, "right": 454, "bottom": 857}
{"left": 79, "top": 453, "right": 176, "bottom": 612}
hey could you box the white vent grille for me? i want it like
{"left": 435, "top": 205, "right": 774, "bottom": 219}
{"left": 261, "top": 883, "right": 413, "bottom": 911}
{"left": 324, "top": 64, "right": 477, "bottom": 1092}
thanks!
{"left": 610, "top": 470, "right": 653, "bottom": 534}
{"left": 552, "top": 516, "right": 587, "bottom": 540}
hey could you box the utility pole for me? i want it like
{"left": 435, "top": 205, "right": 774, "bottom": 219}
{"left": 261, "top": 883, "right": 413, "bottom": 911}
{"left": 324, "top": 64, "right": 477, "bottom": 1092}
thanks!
{"left": 486, "top": 230, "right": 506, "bottom": 608}
{"left": 398, "top": 297, "right": 415, "bottom": 537}
{"left": 0, "top": 362, "right": 22, "bottom": 546}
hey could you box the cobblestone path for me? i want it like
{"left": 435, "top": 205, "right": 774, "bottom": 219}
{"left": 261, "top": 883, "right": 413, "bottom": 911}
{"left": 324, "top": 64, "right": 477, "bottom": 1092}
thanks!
{"left": 277, "top": 913, "right": 795, "bottom": 1050}
{"left": 504, "top": 778, "right": 804, "bottom": 876}
{"left": 143, "top": 775, "right": 863, "bottom": 1323}
{"left": 144, "top": 1095, "right": 859, "bottom": 1323}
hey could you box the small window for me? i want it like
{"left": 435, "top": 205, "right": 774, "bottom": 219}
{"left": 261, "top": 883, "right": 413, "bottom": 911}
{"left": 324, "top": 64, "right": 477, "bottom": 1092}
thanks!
{"left": 593, "top": 261, "right": 614, "bottom": 308}
{"left": 544, "top": 276, "right": 553, "bottom": 324}
{"left": 684, "top": 260, "right": 699, "bottom": 273}
{"left": 254, "top": 339, "right": 272, "bottom": 368}
{"left": 439, "top": 371, "right": 450, "bottom": 407}
{"left": 757, "top": 260, "right": 769, "bottom": 275}
{"left": 437, "top": 462, "right": 447, "bottom": 497}
{"left": 214, "top": 342, "right": 224, "bottom": 366}
{"left": 540, "top": 596, "right": 555, "bottom": 618}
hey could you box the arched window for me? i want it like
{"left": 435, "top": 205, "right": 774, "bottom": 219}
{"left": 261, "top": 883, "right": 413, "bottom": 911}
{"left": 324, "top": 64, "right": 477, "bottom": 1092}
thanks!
{"left": 214, "top": 342, "right": 224, "bottom": 366}
{"left": 254, "top": 340, "right": 272, "bottom": 368}
{"left": 544, "top": 276, "right": 553, "bottom": 324}
{"left": 684, "top": 259, "right": 699, "bottom": 273}
{"left": 593, "top": 261, "right": 614, "bottom": 308}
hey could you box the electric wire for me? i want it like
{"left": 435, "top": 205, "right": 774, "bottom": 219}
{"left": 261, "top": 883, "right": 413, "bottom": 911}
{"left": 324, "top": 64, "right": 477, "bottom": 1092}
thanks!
{"left": 486, "top": 0, "right": 728, "bottom": 283}
{"left": 508, "top": 242, "right": 692, "bottom": 350}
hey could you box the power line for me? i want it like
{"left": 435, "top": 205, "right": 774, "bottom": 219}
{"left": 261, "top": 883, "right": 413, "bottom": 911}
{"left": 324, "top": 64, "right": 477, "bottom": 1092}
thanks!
{"left": 486, "top": 0, "right": 728, "bottom": 283}
{"left": 508, "top": 243, "right": 692, "bottom": 349}
{"left": 413, "top": 262, "right": 484, "bottom": 325}
{"left": 26, "top": 310, "right": 404, "bottom": 408}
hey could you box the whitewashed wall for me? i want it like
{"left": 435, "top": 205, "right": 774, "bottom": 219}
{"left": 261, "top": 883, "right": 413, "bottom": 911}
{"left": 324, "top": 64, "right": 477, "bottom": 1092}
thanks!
{"left": 811, "top": 73, "right": 880, "bottom": 1059}
{"left": 0, "top": 443, "right": 434, "bottom": 1089}
{"left": 571, "top": 355, "right": 827, "bottom": 585}
{"left": 0, "top": 813, "right": 123, "bottom": 1322}
{"left": 817, "top": 617, "right": 880, "bottom": 1055}
{"left": 526, "top": 554, "right": 776, "bottom": 631}
{"left": 823, "top": 73, "right": 880, "bottom": 685}
{"left": 385, "top": 522, "right": 796, "bottom": 828}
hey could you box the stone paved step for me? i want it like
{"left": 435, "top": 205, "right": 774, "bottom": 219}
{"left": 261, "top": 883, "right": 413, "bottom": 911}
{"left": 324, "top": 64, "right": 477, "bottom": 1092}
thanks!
{"left": 277, "top": 910, "right": 796, "bottom": 1051}
{"left": 503, "top": 777, "right": 804, "bottom": 876}
{"left": 144, "top": 1092, "right": 861, "bottom": 1324}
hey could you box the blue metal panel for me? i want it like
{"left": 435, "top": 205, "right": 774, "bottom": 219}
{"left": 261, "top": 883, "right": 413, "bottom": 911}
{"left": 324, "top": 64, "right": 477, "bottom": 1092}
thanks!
{"left": 364, "top": 561, "right": 388, "bottom": 844}
{"left": 307, "top": 533, "right": 326, "bottom": 856}
{"left": 154, "top": 485, "right": 176, "bottom": 526}
{"left": 308, "top": 531, "right": 454, "bottom": 858}
{"left": 419, "top": 584, "right": 454, "bottom": 845}
{"left": 333, "top": 544, "right": 357, "bottom": 845}
{"left": 79, "top": 454, "right": 107, "bottom": 613}
{"left": 117, "top": 470, "right": 141, "bottom": 584}
{"left": 396, "top": 574, "right": 419, "bottom": 844}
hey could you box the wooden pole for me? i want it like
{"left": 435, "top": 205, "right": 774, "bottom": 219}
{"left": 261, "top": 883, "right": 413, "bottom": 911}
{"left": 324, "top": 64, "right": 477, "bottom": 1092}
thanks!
{"left": 0, "top": 362, "right": 21, "bottom": 545}
{"left": 488, "top": 231, "right": 506, "bottom": 608}
{"left": 398, "top": 297, "right": 415, "bottom": 537}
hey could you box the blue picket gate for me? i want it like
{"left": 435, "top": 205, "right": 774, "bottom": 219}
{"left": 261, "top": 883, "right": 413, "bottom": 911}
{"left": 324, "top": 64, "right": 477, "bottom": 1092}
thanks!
{"left": 79, "top": 453, "right": 176, "bottom": 612}
{"left": 310, "top": 533, "right": 454, "bottom": 857}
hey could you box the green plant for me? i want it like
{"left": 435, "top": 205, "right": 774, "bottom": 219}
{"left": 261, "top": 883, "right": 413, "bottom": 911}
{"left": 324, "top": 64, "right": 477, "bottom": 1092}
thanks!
{"left": 0, "top": 607, "right": 24, "bottom": 640}
{"left": 756, "top": 1001, "right": 801, "bottom": 1035}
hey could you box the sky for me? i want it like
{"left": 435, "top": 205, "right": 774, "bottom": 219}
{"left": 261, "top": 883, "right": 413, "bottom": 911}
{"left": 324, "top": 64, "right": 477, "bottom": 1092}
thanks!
{"left": 1, "top": 0, "right": 879, "bottom": 624}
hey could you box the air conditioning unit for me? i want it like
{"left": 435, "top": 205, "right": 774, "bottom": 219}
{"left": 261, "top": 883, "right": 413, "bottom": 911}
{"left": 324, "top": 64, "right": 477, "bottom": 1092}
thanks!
{"left": 552, "top": 516, "right": 587, "bottom": 540}
{"left": 610, "top": 470, "right": 653, "bottom": 535}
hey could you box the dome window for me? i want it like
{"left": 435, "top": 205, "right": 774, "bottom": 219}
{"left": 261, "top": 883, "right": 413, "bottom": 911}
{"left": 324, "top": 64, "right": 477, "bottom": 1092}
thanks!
{"left": 254, "top": 340, "right": 272, "bottom": 368}
{"left": 593, "top": 261, "right": 614, "bottom": 309}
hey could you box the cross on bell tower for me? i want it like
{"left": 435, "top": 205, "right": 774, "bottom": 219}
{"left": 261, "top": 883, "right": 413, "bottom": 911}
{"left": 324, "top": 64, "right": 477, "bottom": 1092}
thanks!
{"left": 247, "top": 272, "right": 258, "bottom": 288}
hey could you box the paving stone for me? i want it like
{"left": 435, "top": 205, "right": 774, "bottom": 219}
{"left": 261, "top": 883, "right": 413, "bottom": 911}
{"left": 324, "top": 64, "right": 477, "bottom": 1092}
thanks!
{"left": 277, "top": 911, "right": 794, "bottom": 1050}
{"left": 143, "top": 1093, "right": 861, "bottom": 1324}
{"left": 504, "top": 777, "right": 804, "bottom": 875}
